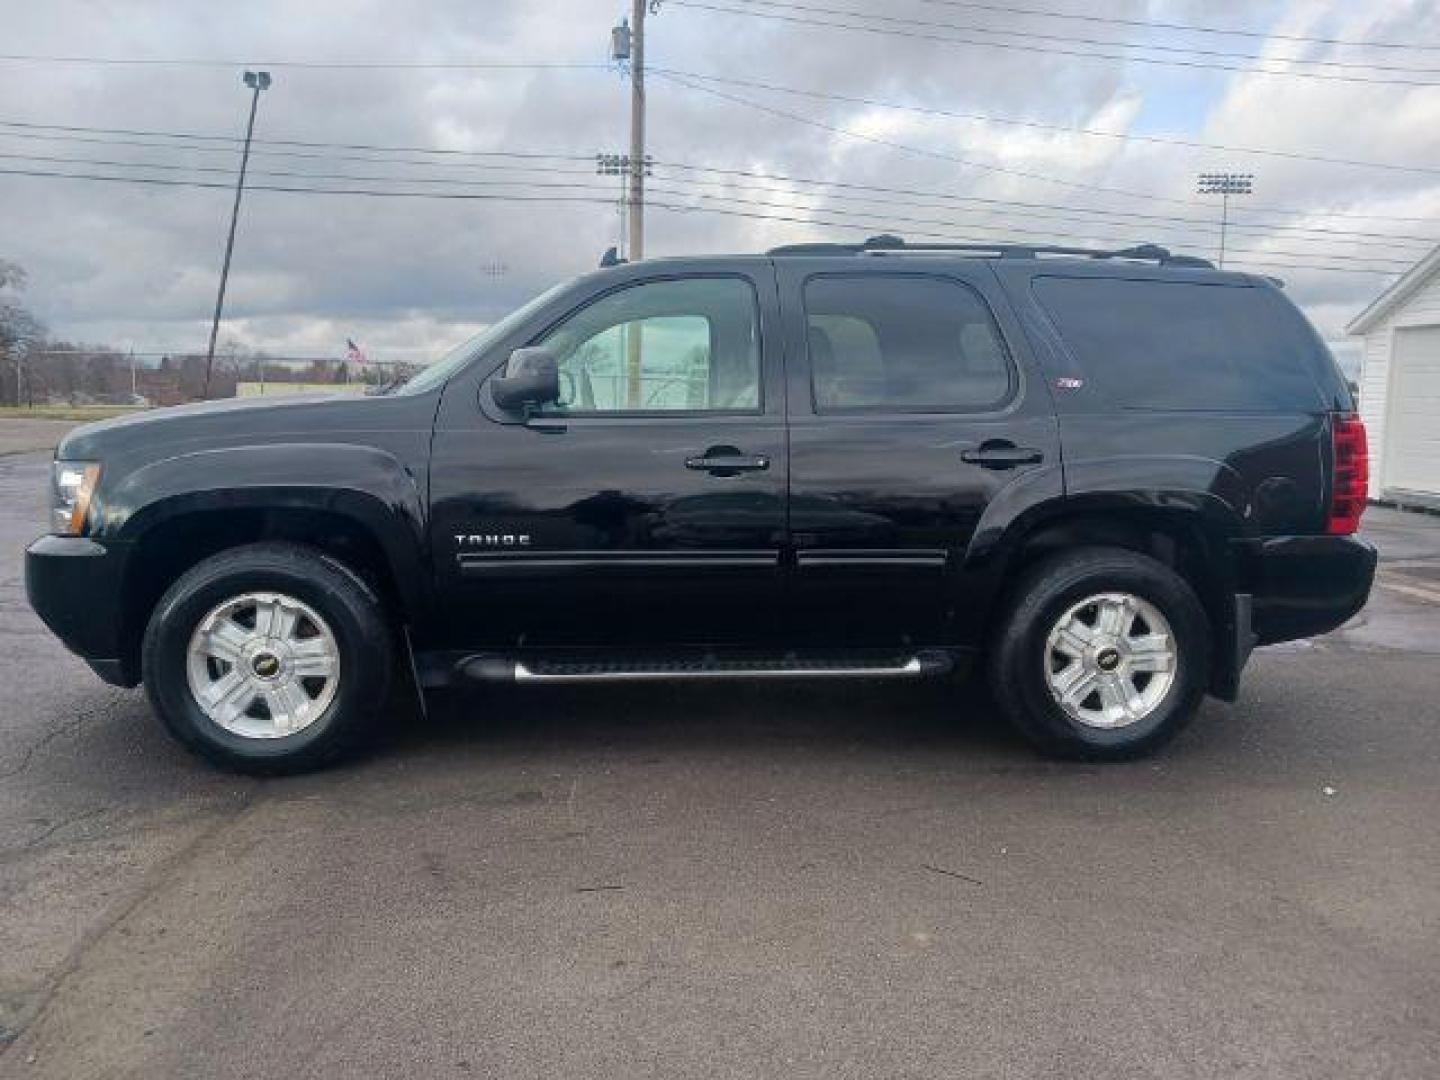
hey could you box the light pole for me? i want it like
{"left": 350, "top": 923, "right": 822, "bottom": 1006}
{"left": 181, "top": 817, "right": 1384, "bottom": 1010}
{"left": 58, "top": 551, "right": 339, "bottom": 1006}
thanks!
{"left": 1197, "top": 172, "right": 1253, "bottom": 270}
{"left": 203, "top": 69, "right": 271, "bottom": 398}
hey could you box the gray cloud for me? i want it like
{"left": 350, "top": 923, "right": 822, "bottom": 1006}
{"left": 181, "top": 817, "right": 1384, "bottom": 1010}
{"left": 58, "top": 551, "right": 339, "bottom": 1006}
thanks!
{"left": 1, "top": 0, "right": 1436, "bottom": 363}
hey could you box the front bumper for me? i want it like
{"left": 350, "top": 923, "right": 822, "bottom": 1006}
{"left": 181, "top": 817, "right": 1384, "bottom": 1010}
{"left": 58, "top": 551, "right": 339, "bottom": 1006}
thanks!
{"left": 1239, "top": 534, "right": 1378, "bottom": 647}
{"left": 25, "top": 534, "right": 138, "bottom": 686}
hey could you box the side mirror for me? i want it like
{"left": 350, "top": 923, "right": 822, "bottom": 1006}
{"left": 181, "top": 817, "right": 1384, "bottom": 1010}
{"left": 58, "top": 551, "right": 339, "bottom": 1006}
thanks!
{"left": 491, "top": 347, "right": 560, "bottom": 412}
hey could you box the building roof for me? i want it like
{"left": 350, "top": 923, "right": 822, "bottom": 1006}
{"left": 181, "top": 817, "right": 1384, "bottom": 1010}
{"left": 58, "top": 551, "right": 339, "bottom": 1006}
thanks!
{"left": 1346, "top": 242, "right": 1440, "bottom": 336}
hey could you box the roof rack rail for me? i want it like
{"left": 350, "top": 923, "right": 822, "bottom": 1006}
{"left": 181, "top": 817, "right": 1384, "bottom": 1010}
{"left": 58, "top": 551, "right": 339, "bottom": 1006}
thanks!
{"left": 767, "top": 234, "right": 1214, "bottom": 269}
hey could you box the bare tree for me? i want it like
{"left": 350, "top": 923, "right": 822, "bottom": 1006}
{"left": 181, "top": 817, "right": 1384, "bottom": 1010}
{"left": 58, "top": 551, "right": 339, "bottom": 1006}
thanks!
{"left": 0, "top": 258, "right": 46, "bottom": 406}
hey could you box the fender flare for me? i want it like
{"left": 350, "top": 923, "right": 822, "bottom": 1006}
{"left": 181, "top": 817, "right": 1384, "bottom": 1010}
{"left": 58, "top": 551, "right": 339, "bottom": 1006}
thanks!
{"left": 966, "top": 453, "right": 1251, "bottom": 571}
{"left": 101, "top": 443, "right": 431, "bottom": 622}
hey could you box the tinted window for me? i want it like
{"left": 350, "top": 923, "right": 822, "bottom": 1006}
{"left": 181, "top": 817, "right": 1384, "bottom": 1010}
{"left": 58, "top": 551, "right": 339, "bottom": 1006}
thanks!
{"left": 1033, "top": 277, "right": 1328, "bottom": 411}
{"left": 539, "top": 277, "right": 760, "bottom": 413}
{"left": 803, "top": 276, "right": 1012, "bottom": 412}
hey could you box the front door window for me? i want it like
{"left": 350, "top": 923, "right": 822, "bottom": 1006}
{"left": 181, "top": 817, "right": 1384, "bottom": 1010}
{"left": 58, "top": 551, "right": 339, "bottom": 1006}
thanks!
{"left": 538, "top": 277, "right": 761, "bottom": 414}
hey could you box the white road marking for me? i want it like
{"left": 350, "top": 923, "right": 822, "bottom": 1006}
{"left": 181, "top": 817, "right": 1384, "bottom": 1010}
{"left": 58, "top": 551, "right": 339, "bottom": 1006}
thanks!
{"left": 1377, "top": 572, "right": 1440, "bottom": 605}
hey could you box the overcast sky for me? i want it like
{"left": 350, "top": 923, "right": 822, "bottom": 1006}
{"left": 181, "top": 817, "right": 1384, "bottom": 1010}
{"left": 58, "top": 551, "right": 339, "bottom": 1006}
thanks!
{"left": 2, "top": 0, "right": 1438, "bottom": 372}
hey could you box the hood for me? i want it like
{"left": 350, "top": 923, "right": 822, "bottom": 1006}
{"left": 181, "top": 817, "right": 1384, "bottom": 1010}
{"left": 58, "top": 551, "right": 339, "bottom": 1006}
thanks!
{"left": 55, "top": 391, "right": 437, "bottom": 466}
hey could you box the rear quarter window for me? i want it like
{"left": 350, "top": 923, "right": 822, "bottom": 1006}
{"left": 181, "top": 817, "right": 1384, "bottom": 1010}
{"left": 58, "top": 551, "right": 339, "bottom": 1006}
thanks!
{"left": 1033, "top": 276, "right": 1333, "bottom": 411}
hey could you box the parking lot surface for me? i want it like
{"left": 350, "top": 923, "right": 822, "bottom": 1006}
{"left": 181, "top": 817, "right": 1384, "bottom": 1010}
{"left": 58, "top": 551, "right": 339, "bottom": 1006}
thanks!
{"left": 1, "top": 439, "right": 1438, "bottom": 1079}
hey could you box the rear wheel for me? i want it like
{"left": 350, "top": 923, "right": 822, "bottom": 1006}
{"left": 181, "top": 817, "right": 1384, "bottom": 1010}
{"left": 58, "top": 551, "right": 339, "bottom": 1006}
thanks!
{"left": 988, "top": 547, "right": 1210, "bottom": 759}
{"left": 142, "top": 542, "right": 394, "bottom": 774}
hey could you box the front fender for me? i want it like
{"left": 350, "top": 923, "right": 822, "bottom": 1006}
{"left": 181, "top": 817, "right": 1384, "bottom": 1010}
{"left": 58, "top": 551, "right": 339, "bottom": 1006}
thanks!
{"left": 98, "top": 443, "right": 430, "bottom": 622}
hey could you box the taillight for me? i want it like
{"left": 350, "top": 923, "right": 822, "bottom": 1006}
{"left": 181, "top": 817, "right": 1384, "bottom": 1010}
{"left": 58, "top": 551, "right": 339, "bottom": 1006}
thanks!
{"left": 1327, "top": 413, "right": 1368, "bottom": 535}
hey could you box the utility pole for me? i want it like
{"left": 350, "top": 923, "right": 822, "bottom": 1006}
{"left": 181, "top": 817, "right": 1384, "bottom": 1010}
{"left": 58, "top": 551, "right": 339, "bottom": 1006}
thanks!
{"left": 611, "top": 3, "right": 658, "bottom": 406}
{"left": 628, "top": 0, "right": 647, "bottom": 264}
{"left": 203, "top": 69, "right": 271, "bottom": 399}
{"left": 627, "top": 0, "right": 651, "bottom": 405}
{"left": 1197, "top": 172, "right": 1253, "bottom": 270}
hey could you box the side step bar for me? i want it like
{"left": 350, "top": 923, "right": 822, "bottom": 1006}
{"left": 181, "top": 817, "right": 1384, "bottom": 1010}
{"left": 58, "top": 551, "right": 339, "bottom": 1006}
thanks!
{"left": 458, "top": 651, "right": 953, "bottom": 684}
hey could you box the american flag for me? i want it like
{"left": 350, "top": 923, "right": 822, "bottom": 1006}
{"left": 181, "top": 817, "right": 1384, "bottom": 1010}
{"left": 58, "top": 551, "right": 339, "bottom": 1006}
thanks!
{"left": 345, "top": 338, "right": 368, "bottom": 366}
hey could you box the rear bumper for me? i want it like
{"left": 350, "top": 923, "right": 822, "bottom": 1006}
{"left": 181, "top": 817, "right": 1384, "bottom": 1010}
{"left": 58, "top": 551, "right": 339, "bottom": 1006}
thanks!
{"left": 25, "top": 534, "right": 139, "bottom": 687}
{"left": 1238, "top": 534, "right": 1378, "bottom": 647}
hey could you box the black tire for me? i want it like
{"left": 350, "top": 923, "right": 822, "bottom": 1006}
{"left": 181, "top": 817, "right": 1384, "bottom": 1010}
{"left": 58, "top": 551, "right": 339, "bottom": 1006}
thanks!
{"left": 142, "top": 541, "right": 394, "bottom": 775}
{"left": 987, "top": 547, "right": 1210, "bottom": 760}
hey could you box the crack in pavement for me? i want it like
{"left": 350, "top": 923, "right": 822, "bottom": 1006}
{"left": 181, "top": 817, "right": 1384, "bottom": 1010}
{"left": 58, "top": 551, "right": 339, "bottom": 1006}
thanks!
{"left": 0, "top": 782, "right": 262, "bottom": 1061}
{"left": 14, "top": 806, "right": 108, "bottom": 852}
{"left": 0, "top": 691, "right": 130, "bottom": 782}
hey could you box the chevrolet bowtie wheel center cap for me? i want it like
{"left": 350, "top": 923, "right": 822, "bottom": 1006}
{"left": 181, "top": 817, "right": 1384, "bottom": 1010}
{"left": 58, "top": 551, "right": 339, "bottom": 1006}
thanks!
{"left": 252, "top": 652, "right": 282, "bottom": 679}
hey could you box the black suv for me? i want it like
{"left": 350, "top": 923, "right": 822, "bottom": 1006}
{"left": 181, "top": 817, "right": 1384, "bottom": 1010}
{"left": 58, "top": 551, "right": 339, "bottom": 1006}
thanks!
{"left": 25, "top": 237, "right": 1376, "bottom": 772}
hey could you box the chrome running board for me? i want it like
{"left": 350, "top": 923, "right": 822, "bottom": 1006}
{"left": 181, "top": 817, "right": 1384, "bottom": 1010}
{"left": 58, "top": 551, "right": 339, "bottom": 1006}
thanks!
{"left": 458, "top": 652, "right": 951, "bottom": 684}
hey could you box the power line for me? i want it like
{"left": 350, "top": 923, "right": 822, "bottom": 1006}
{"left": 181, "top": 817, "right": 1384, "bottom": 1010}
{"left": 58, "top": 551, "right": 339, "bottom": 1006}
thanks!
{"left": 0, "top": 162, "right": 1410, "bottom": 277}
{"left": 0, "top": 128, "right": 609, "bottom": 177}
{"left": 15, "top": 63, "right": 1437, "bottom": 183}
{"left": 2, "top": 146, "right": 1426, "bottom": 263}
{"left": 3, "top": 15, "right": 1432, "bottom": 74}
{"left": 649, "top": 159, "right": 1440, "bottom": 244}
{"left": 0, "top": 54, "right": 609, "bottom": 72}
{"left": 5, "top": 113, "right": 1437, "bottom": 234}
{"left": 651, "top": 68, "right": 1440, "bottom": 178}
{"left": 0, "top": 11, "right": 1432, "bottom": 79}
{"left": 637, "top": 185, "right": 1420, "bottom": 268}
{"left": 667, "top": 0, "right": 1440, "bottom": 86}
{"left": 0, "top": 118, "right": 595, "bottom": 162}
{"left": 717, "top": 0, "right": 1440, "bottom": 75}
{"left": 0, "top": 164, "right": 626, "bottom": 206}
{"left": 6, "top": 114, "right": 1436, "bottom": 224}
{"left": 642, "top": 202, "right": 1403, "bottom": 277}
{"left": 3, "top": 118, "right": 1436, "bottom": 245}
{"left": 4, "top": 144, "right": 1418, "bottom": 260}
{"left": 656, "top": 72, "right": 1440, "bottom": 225}
{"left": 655, "top": 71, "right": 1200, "bottom": 206}
{"left": 712, "top": 0, "right": 1440, "bottom": 75}
{"left": 0, "top": 149, "right": 622, "bottom": 195}
{"left": 907, "top": 0, "right": 1440, "bottom": 52}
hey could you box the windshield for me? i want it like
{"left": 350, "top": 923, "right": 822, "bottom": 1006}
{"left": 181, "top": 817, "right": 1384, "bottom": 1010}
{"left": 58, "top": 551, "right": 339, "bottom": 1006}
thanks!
{"left": 388, "top": 282, "right": 568, "bottom": 396}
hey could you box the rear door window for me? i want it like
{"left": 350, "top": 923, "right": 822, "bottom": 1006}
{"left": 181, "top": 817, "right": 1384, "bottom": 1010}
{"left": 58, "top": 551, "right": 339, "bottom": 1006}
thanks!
{"left": 803, "top": 275, "right": 1014, "bottom": 413}
{"left": 1033, "top": 277, "right": 1329, "bottom": 411}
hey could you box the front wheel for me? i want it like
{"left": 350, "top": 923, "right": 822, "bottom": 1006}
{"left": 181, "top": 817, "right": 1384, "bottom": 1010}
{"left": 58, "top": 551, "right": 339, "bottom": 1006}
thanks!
{"left": 988, "top": 547, "right": 1211, "bottom": 759}
{"left": 142, "top": 542, "right": 394, "bottom": 774}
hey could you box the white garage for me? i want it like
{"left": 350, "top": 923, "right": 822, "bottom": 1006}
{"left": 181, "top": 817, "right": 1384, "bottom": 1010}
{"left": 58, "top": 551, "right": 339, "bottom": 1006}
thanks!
{"left": 1348, "top": 245, "right": 1440, "bottom": 506}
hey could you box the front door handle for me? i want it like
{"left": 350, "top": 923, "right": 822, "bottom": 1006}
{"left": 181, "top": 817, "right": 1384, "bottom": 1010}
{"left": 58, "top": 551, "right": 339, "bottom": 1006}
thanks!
{"left": 685, "top": 446, "right": 771, "bottom": 476}
{"left": 960, "top": 441, "right": 1043, "bottom": 469}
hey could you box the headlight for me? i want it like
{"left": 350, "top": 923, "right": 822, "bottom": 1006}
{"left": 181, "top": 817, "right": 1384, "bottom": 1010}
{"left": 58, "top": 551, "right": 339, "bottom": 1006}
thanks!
{"left": 52, "top": 461, "right": 101, "bottom": 536}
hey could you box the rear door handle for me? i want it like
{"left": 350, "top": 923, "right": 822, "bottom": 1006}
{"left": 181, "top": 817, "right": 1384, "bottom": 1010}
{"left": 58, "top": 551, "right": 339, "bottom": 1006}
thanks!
{"left": 685, "top": 447, "right": 771, "bottom": 476}
{"left": 960, "top": 442, "right": 1043, "bottom": 469}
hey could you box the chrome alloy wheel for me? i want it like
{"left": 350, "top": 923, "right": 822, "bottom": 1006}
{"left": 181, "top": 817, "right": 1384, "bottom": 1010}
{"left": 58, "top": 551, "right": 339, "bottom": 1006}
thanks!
{"left": 1043, "top": 592, "right": 1177, "bottom": 730}
{"left": 185, "top": 591, "right": 340, "bottom": 739}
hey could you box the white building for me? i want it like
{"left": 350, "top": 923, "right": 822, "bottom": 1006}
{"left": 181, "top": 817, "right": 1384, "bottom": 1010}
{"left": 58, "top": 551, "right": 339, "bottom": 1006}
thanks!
{"left": 1347, "top": 245, "right": 1440, "bottom": 505}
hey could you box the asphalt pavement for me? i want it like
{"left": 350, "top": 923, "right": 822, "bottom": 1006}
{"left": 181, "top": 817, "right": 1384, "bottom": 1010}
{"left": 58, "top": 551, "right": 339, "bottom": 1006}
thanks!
{"left": 1, "top": 441, "right": 1437, "bottom": 1079}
